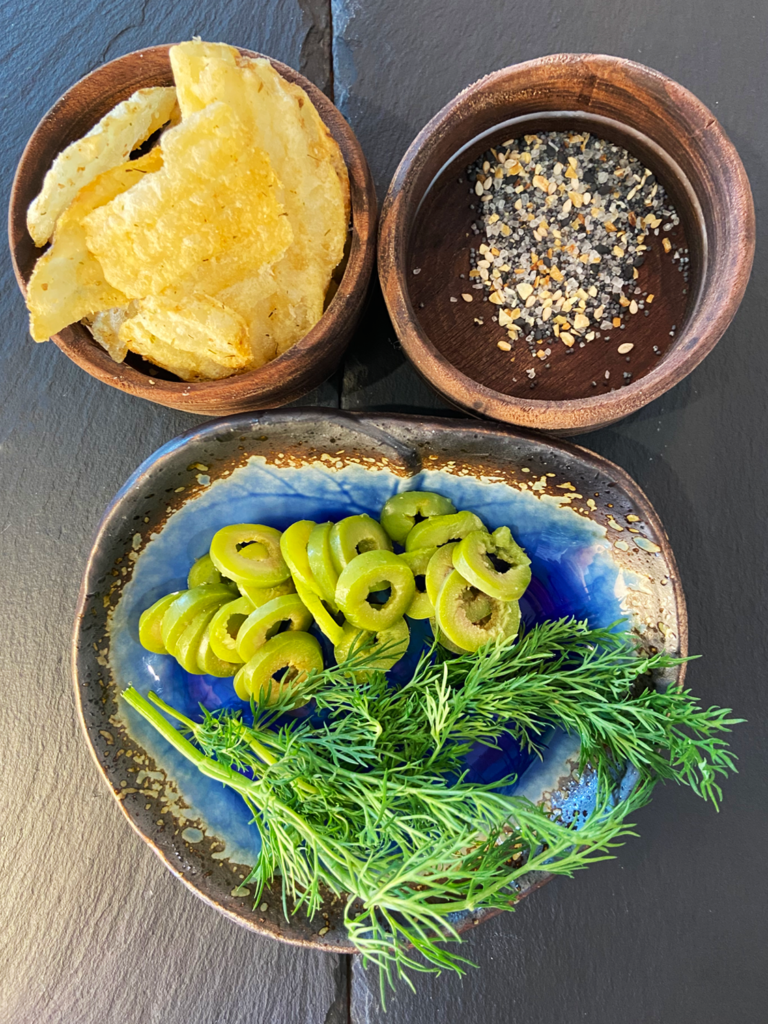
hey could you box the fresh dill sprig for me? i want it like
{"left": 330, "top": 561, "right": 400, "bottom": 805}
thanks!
{"left": 122, "top": 617, "right": 741, "bottom": 1001}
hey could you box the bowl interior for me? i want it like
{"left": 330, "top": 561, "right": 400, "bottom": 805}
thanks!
{"left": 409, "top": 110, "right": 701, "bottom": 402}
{"left": 74, "top": 411, "right": 686, "bottom": 949}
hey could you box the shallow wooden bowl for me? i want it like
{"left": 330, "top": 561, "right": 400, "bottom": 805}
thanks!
{"left": 9, "top": 45, "right": 377, "bottom": 416}
{"left": 379, "top": 54, "right": 754, "bottom": 433}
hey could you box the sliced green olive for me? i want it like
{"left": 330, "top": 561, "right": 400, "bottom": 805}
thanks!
{"left": 187, "top": 553, "right": 226, "bottom": 588}
{"left": 453, "top": 527, "right": 532, "bottom": 601}
{"left": 236, "top": 594, "right": 314, "bottom": 662}
{"left": 233, "top": 631, "right": 323, "bottom": 706}
{"left": 197, "top": 620, "right": 237, "bottom": 677}
{"left": 330, "top": 515, "right": 392, "bottom": 573}
{"left": 209, "top": 524, "right": 289, "bottom": 587}
{"left": 333, "top": 618, "right": 410, "bottom": 676}
{"left": 380, "top": 491, "right": 457, "bottom": 545}
{"left": 280, "top": 520, "right": 323, "bottom": 595}
{"left": 424, "top": 543, "right": 459, "bottom": 607}
{"left": 174, "top": 607, "right": 219, "bottom": 673}
{"left": 398, "top": 547, "right": 436, "bottom": 619}
{"left": 237, "top": 578, "right": 296, "bottom": 606}
{"left": 335, "top": 549, "right": 415, "bottom": 631}
{"left": 405, "top": 510, "right": 485, "bottom": 552}
{"left": 435, "top": 570, "right": 521, "bottom": 652}
{"left": 307, "top": 522, "right": 339, "bottom": 607}
{"left": 138, "top": 591, "right": 183, "bottom": 654}
{"left": 161, "top": 584, "right": 238, "bottom": 655}
{"left": 429, "top": 618, "right": 465, "bottom": 655}
{"left": 208, "top": 596, "right": 256, "bottom": 664}
{"left": 293, "top": 579, "right": 345, "bottom": 646}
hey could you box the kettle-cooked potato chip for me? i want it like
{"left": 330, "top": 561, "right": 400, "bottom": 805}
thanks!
{"left": 118, "top": 292, "right": 250, "bottom": 381}
{"left": 27, "top": 86, "right": 178, "bottom": 247}
{"left": 170, "top": 43, "right": 349, "bottom": 267}
{"left": 82, "top": 302, "right": 138, "bottom": 363}
{"left": 83, "top": 101, "right": 293, "bottom": 299}
{"left": 168, "top": 42, "right": 349, "bottom": 357}
{"left": 26, "top": 148, "right": 163, "bottom": 341}
{"left": 25, "top": 39, "right": 352, "bottom": 383}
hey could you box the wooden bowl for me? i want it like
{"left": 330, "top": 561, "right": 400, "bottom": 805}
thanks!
{"left": 9, "top": 45, "right": 377, "bottom": 416}
{"left": 379, "top": 54, "right": 755, "bottom": 433}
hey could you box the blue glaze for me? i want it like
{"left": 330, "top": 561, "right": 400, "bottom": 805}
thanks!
{"left": 111, "top": 458, "right": 627, "bottom": 864}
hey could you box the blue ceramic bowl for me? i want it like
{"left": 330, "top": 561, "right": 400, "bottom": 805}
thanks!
{"left": 73, "top": 410, "right": 686, "bottom": 950}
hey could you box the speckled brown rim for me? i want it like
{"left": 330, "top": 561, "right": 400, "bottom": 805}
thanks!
{"left": 72, "top": 409, "right": 687, "bottom": 952}
{"left": 9, "top": 45, "right": 377, "bottom": 416}
{"left": 379, "top": 53, "right": 755, "bottom": 433}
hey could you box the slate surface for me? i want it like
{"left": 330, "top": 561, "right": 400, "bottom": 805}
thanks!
{"left": 1, "top": 1, "right": 766, "bottom": 1022}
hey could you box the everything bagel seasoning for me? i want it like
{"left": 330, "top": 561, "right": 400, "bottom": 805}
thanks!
{"left": 465, "top": 131, "right": 688, "bottom": 378}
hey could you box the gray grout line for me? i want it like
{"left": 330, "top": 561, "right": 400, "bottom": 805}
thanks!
{"left": 298, "top": 0, "right": 335, "bottom": 98}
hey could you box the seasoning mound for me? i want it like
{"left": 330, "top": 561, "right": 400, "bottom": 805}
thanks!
{"left": 466, "top": 132, "right": 687, "bottom": 373}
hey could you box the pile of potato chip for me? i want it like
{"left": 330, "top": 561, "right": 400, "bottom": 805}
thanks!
{"left": 26, "top": 40, "right": 350, "bottom": 381}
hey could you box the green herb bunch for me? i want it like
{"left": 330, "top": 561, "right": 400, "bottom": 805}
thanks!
{"left": 123, "top": 618, "right": 741, "bottom": 1000}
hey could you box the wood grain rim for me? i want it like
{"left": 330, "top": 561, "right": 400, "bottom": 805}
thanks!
{"left": 9, "top": 45, "right": 377, "bottom": 415}
{"left": 379, "top": 53, "right": 755, "bottom": 432}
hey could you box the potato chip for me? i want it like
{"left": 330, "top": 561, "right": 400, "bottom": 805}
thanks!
{"left": 169, "top": 40, "right": 238, "bottom": 118}
{"left": 118, "top": 292, "right": 250, "bottom": 381}
{"left": 82, "top": 302, "right": 138, "bottom": 362}
{"left": 170, "top": 43, "right": 349, "bottom": 268}
{"left": 26, "top": 149, "right": 163, "bottom": 341}
{"left": 168, "top": 42, "right": 349, "bottom": 356}
{"left": 27, "top": 87, "right": 178, "bottom": 247}
{"left": 84, "top": 101, "right": 293, "bottom": 299}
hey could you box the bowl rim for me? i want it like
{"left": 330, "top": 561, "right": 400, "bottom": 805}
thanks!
{"left": 378, "top": 52, "right": 755, "bottom": 432}
{"left": 8, "top": 43, "right": 377, "bottom": 411}
{"left": 72, "top": 407, "right": 688, "bottom": 951}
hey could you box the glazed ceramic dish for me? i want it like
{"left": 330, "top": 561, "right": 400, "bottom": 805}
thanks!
{"left": 73, "top": 410, "right": 686, "bottom": 951}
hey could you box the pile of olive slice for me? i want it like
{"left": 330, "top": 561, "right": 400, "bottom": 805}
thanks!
{"left": 138, "top": 491, "right": 531, "bottom": 705}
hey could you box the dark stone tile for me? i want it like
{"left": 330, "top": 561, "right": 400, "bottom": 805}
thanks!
{"left": 0, "top": 4, "right": 346, "bottom": 1023}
